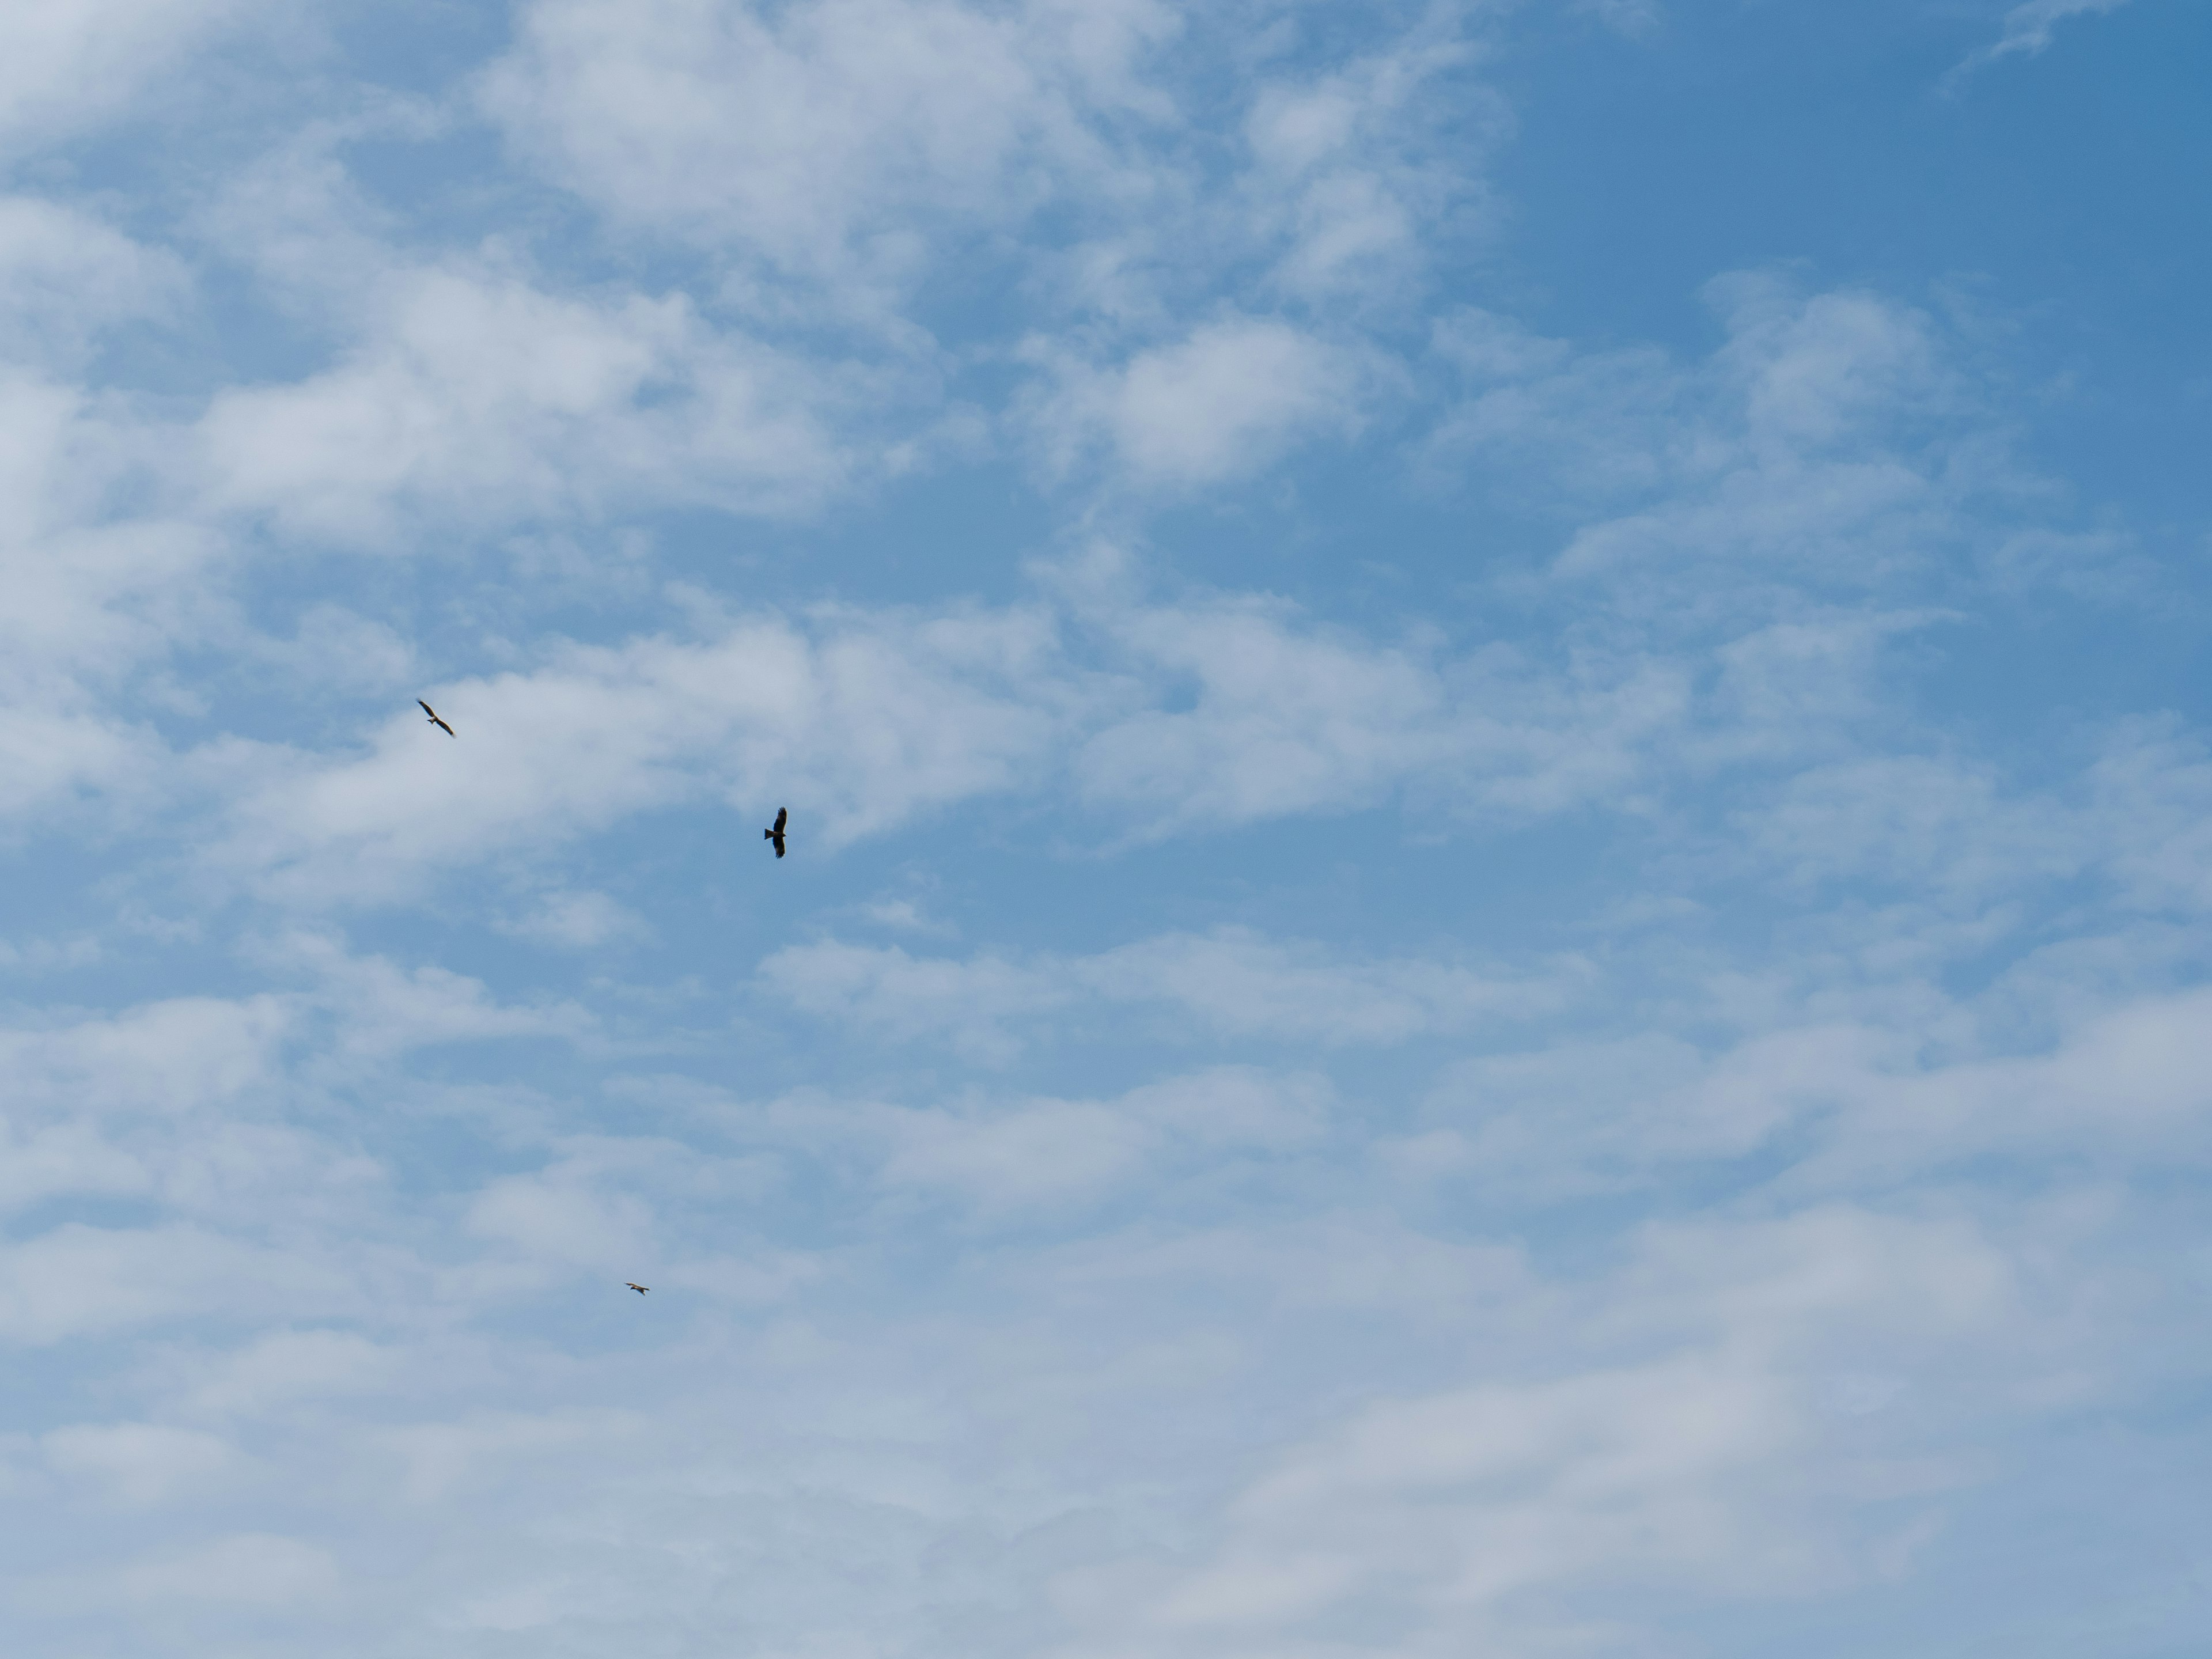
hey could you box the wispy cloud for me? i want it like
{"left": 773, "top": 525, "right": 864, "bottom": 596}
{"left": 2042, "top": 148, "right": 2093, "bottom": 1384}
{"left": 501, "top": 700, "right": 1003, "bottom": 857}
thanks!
{"left": 764, "top": 926, "right": 1578, "bottom": 1060}
{"left": 1948, "top": 0, "right": 2138, "bottom": 84}
{"left": 0, "top": 0, "right": 281, "bottom": 159}
{"left": 1025, "top": 315, "right": 1384, "bottom": 489}
{"left": 479, "top": 0, "right": 1182, "bottom": 316}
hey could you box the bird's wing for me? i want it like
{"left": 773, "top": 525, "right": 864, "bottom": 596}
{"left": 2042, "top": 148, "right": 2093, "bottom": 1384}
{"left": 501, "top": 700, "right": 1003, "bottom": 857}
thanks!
{"left": 434, "top": 717, "right": 455, "bottom": 736}
{"left": 774, "top": 808, "right": 787, "bottom": 832}
{"left": 774, "top": 840, "right": 785, "bottom": 858}
{"left": 418, "top": 699, "right": 434, "bottom": 716}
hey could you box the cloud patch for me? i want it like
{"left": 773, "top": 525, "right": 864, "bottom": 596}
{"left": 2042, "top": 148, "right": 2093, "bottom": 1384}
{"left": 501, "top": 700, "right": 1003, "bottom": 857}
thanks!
{"left": 1029, "top": 315, "right": 1381, "bottom": 488}
{"left": 764, "top": 926, "right": 1573, "bottom": 1060}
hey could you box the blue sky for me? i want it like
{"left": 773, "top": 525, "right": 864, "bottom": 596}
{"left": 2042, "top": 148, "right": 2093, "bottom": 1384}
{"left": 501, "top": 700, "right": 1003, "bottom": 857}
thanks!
{"left": 2, "top": 1, "right": 2209, "bottom": 1653}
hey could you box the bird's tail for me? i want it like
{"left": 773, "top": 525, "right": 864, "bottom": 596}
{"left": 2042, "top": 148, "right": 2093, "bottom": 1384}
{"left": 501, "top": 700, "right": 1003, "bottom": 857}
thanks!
{"left": 764, "top": 828, "right": 771, "bottom": 840}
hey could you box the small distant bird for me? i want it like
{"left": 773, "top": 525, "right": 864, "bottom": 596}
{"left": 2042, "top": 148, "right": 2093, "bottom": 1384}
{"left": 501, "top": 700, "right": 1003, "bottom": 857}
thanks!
{"left": 764, "top": 807, "right": 787, "bottom": 859}
{"left": 626, "top": 1283, "right": 649, "bottom": 1294}
{"left": 417, "top": 699, "right": 455, "bottom": 737}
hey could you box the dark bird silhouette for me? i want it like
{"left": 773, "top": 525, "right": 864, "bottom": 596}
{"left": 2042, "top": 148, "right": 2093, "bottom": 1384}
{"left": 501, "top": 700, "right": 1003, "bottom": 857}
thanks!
{"left": 626, "top": 1283, "right": 649, "bottom": 1294}
{"left": 417, "top": 699, "right": 456, "bottom": 737}
{"left": 765, "top": 807, "right": 787, "bottom": 859}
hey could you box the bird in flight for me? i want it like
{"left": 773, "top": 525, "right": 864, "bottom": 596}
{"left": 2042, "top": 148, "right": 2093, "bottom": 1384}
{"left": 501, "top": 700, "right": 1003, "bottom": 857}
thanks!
{"left": 626, "top": 1283, "right": 649, "bottom": 1294}
{"left": 765, "top": 807, "right": 787, "bottom": 858}
{"left": 417, "top": 699, "right": 455, "bottom": 737}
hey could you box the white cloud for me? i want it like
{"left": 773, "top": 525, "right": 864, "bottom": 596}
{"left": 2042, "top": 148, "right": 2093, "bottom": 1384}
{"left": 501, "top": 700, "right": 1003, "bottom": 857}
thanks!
{"left": 1432, "top": 275, "right": 2002, "bottom": 608}
{"left": 878, "top": 1097, "right": 1161, "bottom": 1210}
{"left": 0, "top": 184, "right": 893, "bottom": 838}
{"left": 475, "top": 0, "right": 1512, "bottom": 360}
{"left": 0, "top": 369, "right": 226, "bottom": 844}
{"left": 1741, "top": 752, "right": 2085, "bottom": 896}
{"left": 199, "top": 264, "right": 854, "bottom": 543}
{"left": 1410, "top": 979, "right": 2212, "bottom": 1205}
{"left": 3, "top": 264, "right": 2165, "bottom": 915}
{"left": 1029, "top": 315, "right": 1379, "bottom": 487}
{"left": 115, "top": 532, "right": 1975, "bottom": 900}
{"left": 460, "top": 1135, "right": 785, "bottom": 1296}
{"left": 0, "top": 365, "right": 217, "bottom": 698}
{"left": 295, "top": 937, "right": 585, "bottom": 1060}
{"left": 0, "top": 532, "right": 1680, "bottom": 883}
{"left": 1955, "top": 0, "right": 2137, "bottom": 78}
{"left": 0, "top": 942, "right": 569, "bottom": 1112}
{"left": 379, "top": 1408, "right": 638, "bottom": 1505}
{"left": 497, "top": 887, "right": 651, "bottom": 948}
{"left": 721, "top": 1066, "right": 1329, "bottom": 1215}
{"left": 249, "top": 605, "right": 417, "bottom": 696}
{"left": 2087, "top": 718, "right": 2212, "bottom": 914}
{"left": 1051, "top": 1211, "right": 1532, "bottom": 1320}
{"left": 0, "top": 993, "right": 290, "bottom": 1120}
{"left": 1241, "top": 31, "right": 1500, "bottom": 306}
{"left": 1416, "top": 277, "right": 2184, "bottom": 948}
{"left": 0, "top": 0, "right": 271, "bottom": 158}
{"left": 0, "top": 703, "right": 163, "bottom": 825}
{"left": 1611, "top": 1206, "right": 2023, "bottom": 1354}
{"left": 1798, "top": 986, "right": 2212, "bottom": 1184}
{"left": 1085, "top": 930, "right": 1570, "bottom": 1041}
{"left": 467, "top": 1176, "right": 652, "bottom": 1270}
{"left": 0, "top": 1224, "right": 348, "bottom": 1346}
{"left": 0, "top": 931, "right": 103, "bottom": 975}
{"left": 1154, "top": 1357, "right": 1811, "bottom": 1632}
{"left": 174, "top": 1328, "right": 403, "bottom": 1417}
{"left": 1710, "top": 275, "right": 1953, "bottom": 452}
{"left": 0, "top": 1118, "right": 148, "bottom": 1213}
{"left": 209, "top": 604, "right": 1068, "bottom": 903}
{"left": 765, "top": 927, "right": 1571, "bottom": 1059}
{"left": 43, "top": 1421, "right": 239, "bottom": 1507}
{"left": 1090, "top": 1204, "right": 2025, "bottom": 1653}
{"left": 7, "top": 539, "right": 1698, "bottom": 881}
{"left": 0, "top": 197, "right": 188, "bottom": 367}
{"left": 118, "top": 1531, "right": 339, "bottom": 1607}
{"left": 1694, "top": 608, "right": 1936, "bottom": 768}
{"left": 480, "top": 0, "right": 1177, "bottom": 308}
{"left": 1073, "top": 581, "right": 1687, "bottom": 828}
{"left": 770, "top": 938, "right": 1067, "bottom": 1063}
{"left": 0, "top": 950, "right": 570, "bottom": 1235}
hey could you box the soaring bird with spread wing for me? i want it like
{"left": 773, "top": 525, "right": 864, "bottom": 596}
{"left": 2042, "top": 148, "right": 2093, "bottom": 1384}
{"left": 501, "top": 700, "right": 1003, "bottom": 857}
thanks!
{"left": 626, "top": 1283, "right": 649, "bottom": 1294}
{"left": 765, "top": 807, "right": 787, "bottom": 858}
{"left": 417, "top": 699, "right": 455, "bottom": 737}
